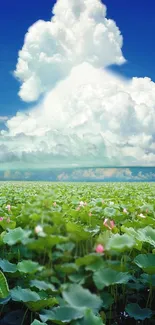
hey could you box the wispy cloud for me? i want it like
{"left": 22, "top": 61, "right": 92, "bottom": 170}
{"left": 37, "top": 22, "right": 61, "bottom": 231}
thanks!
{"left": 0, "top": 116, "right": 8, "bottom": 123}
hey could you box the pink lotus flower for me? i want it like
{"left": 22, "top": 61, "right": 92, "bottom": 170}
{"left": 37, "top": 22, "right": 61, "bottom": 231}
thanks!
{"left": 103, "top": 218, "right": 115, "bottom": 230}
{"left": 35, "top": 225, "right": 43, "bottom": 234}
{"left": 6, "top": 205, "right": 11, "bottom": 212}
{"left": 0, "top": 217, "right": 4, "bottom": 221}
{"left": 53, "top": 202, "right": 57, "bottom": 207}
{"left": 110, "top": 220, "right": 115, "bottom": 229}
{"left": 96, "top": 244, "right": 104, "bottom": 253}
{"left": 103, "top": 218, "right": 111, "bottom": 230}
{"left": 123, "top": 208, "right": 128, "bottom": 214}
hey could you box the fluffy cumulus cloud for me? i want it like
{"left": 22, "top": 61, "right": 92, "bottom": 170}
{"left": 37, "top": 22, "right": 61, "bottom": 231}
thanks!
{"left": 15, "top": 0, "right": 125, "bottom": 102}
{"left": 1, "top": 0, "right": 155, "bottom": 169}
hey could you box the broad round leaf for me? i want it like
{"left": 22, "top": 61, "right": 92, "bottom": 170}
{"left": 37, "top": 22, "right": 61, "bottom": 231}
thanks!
{"left": 125, "top": 303, "right": 152, "bottom": 320}
{"left": 93, "top": 268, "right": 132, "bottom": 289}
{"left": 62, "top": 284, "right": 102, "bottom": 312}
{"left": 134, "top": 254, "right": 155, "bottom": 274}
{"left": 3, "top": 228, "right": 31, "bottom": 245}
{"left": 31, "top": 321, "right": 47, "bottom": 325}
{"left": 40, "top": 306, "right": 84, "bottom": 323}
{"left": 26, "top": 297, "right": 58, "bottom": 311}
{"left": 106, "top": 234, "right": 135, "bottom": 252}
{"left": 17, "top": 260, "right": 43, "bottom": 274}
{"left": 11, "top": 287, "right": 40, "bottom": 302}
{"left": 30, "top": 280, "right": 56, "bottom": 292}
{"left": 0, "top": 259, "right": 17, "bottom": 273}
{"left": 74, "top": 309, "right": 104, "bottom": 325}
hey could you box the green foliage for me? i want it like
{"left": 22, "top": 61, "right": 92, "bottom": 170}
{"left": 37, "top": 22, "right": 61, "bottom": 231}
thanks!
{"left": 125, "top": 303, "right": 152, "bottom": 320}
{"left": 0, "top": 182, "right": 155, "bottom": 324}
{"left": 134, "top": 254, "right": 155, "bottom": 274}
{"left": 93, "top": 268, "right": 132, "bottom": 289}
{"left": 62, "top": 284, "right": 102, "bottom": 312}
{"left": 0, "top": 271, "right": 9, "bottom": 298}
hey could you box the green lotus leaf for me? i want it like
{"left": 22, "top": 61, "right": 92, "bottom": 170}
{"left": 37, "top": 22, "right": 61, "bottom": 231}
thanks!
{"left": 31, "top": 320, "right": 47, "bottom": 325}
{"left": 74, "top": 309, "right": 104, "bottom": 325}
{"left": 0, "top": 271, "right": 9, "bottom": 298}
{"left": 56, "top": 242, "right": 75, "bottom": 252}
{"left": 66, "top": 222, "right": 89, "bottom": 241}
{"left": 0, "top": 219, "right": 16, "bottom": 230}
{"left": 93, "top": 268, "right": 132, "bottom": 290}
{"left": 30, "top": 280, "right": 57, "bottom": 292}
{"left": 62, "top": 284, "right": 102, "bottom": 312}
{"left": 106, "top": 233, "right": 135, "bottom": 252}
{"left": 125, "top": 303, "right": 152, "bottom": 320}
{"left": 137, "top": 227, "right": 155, "bottom": 247}
{"left": 85, "top": 259, "right": 105, "bottom": 272}
{"left": 40, "top": 306, "right": 84, "bottom": 323}
{"left": 140, "top": 273, "right": 155, "bottom": 287}
{"left": 27, "top": 235, "right": 67, "bottom": 251}
{"left": 55, "top": 263, "right": 78, "bottom": 274}
{"left": 76, "top": 254, "right": 103, "bottom": 267}
{"left": 11, "top": 286, "right": 40, "bottom": 302}
{"left": 68, "top": 273, "right": 86, "bottom": 285}
{"left": 3, "top": 227, "right": 31, "bottom": 245}
{"left": 26, "top": 297, "right": 58, "bottom": 311}
{"left": 17, "top": 260, "right": 43, "bottom": 274}
{"left": 0, "top": 259, "right": 17, "bottom": 273}
{"left": 100, "top": 292, "right": 114, "bottom": 309}
{"left": 134, "top": 254, "right": 155, "bottom": 274}
{"left": 103, "top": 207, "right": 117, "bottom": 217}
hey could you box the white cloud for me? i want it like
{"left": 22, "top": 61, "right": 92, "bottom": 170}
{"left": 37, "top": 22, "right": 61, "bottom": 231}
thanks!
{"left": 14, "top": 0, "right": 125, "bottom": 102}
{"left": 1, "top": 0, "right": 155, "bottom": 169}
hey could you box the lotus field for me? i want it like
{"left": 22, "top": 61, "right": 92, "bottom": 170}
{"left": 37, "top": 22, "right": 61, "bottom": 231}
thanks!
{"left": 0, "top": 182, "right": 155, "bottom": 325}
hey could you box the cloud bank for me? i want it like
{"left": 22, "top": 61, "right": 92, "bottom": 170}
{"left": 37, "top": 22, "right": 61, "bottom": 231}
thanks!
{"left": 1, "top": 0, "right": 155, "bottom": 169}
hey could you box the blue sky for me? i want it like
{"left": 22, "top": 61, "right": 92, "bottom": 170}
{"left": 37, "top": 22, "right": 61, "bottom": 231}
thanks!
{"left": 0, "top": 0, "right": 155, "bottom": 117}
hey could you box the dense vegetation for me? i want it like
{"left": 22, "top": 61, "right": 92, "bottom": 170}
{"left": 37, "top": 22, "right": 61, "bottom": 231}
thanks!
{"left": 0, "top": 182, "right": 155, "bottom": 325}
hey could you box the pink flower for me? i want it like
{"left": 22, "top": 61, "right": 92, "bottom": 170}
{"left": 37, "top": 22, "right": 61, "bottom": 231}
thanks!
{"left": 53, "top": 202, "right": 57, "bottom": 207}
{"left": 104, "top": 218, "right": 110, "bottom": 229}
{"left": 123, "top": 208, "right": 128, "bottom": 214}
{"left": 103, "top": 218, "right": 115, "bottom": 230}
{"left": 110, "top": 220, "right": 115, "bottom": 229}
{"left": 0, "top": 217, "right": 4, "bottom": 221}
{"left": 96, "top": 244, "right": 104, "bottom": 253}
{"left": 35, "top": 225, "right": 43, "bottom": 234}
{"left": 6, "top": 205, "right": 11, "bottom": 212}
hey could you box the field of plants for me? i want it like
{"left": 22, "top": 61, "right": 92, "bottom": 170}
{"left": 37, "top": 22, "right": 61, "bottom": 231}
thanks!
{"left": 0, "top": 182, "right": 155, "bottom": 325}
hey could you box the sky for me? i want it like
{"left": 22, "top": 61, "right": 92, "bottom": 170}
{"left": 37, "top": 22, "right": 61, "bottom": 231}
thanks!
{"left": 1, "top": 0, "right": 155, "bottom": 170}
